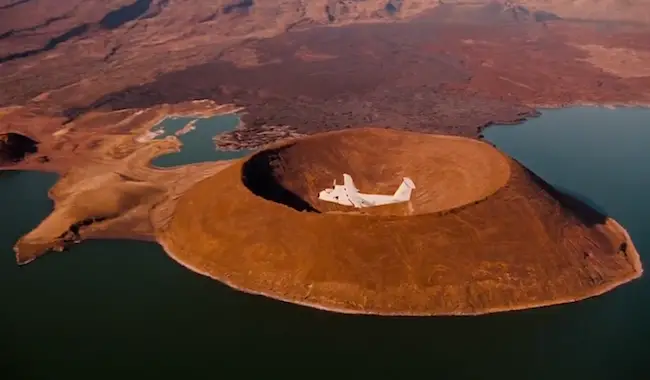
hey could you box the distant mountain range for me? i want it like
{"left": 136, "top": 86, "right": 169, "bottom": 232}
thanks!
{"left": 0, "top": 0, "right": 649, "bottom": 108}
{"left": 1, "top": 1, "right": 649, "bottom": 48}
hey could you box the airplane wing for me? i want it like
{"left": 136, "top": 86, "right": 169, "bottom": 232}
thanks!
{"left": 342, "top": 173, "right": 365, "bottom": 208}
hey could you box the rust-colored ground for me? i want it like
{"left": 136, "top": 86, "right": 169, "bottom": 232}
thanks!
{"left": 160, "top": 128, "right": 642, "bottom": 315}
{"left": 1, "top": 1, "right": 648, "bottom": 315}
{"left": 2, "top": 2, "right": 650, "bottom": 146}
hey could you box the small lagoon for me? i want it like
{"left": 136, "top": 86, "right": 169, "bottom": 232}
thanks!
{"left": 149, "top": 114, "right": 250, "bottom": 167}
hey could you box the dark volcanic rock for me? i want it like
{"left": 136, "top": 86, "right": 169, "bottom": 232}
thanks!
{"left": 64, "top": 21, "right": 534, "bottom": 141}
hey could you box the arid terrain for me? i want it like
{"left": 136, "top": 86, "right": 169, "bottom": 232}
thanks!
{"left": 160, "top": 128, "right": 641, "bottom": 315}
{"left": 2, "top": 1, "right": 650, "bottom": 146}
{"left": 1, "top": 0, "right": 648, "bottom": 314}
{"left": 4, "top": 100, "right": 242, "bottom": 262}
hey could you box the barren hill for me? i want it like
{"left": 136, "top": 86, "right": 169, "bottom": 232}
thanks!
{"left": 1, "top": 0, "right": 650, "bottom": 106}
{"left": 160, "top": 128, "right": 642, "bottom": 315}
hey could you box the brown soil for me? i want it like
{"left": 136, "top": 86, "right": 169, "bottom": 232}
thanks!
{"left": 51, "top": 17, "right": 649, "bottom": 151}
{"left": 1, "top": 3, "right": 649, "bottom": 150}
{"left": 0, "top": 101, "right": 240, "bottom": 172}
{"left": 160, "top": 127, "right": 642, "bottom": 315}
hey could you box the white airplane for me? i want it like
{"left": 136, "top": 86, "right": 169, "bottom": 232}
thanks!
{"left": 318, "top": 173, "right": 416, "bottom": 208}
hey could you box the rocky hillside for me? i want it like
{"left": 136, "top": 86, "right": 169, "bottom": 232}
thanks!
{"left": 0, "top": 0, "right": 649, "bottom": 108}
{"left": 1, "top": 0, "right": 648, "bottom": 59}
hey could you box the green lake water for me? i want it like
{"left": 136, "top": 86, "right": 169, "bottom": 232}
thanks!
{"left": 150, "top": 114, "right": 250, "bottom": 167}
{"left": 1, "top": 107, "right": 649, "bottom": 378}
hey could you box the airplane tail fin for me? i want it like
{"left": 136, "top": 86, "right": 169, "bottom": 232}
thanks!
{"left": 393, "top": 177, "right": 415, "bottom": 201}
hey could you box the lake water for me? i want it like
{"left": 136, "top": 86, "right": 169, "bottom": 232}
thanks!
{"left": 2, "top": 107, "right": 649, "bottom": 378}
{"left": 149, "top": 114, "right": 250, "bottom": 167}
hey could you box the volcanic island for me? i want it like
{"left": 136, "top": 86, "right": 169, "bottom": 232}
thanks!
{"left": 159, "top": 128, "right": 642, "bottom": 315}
{"left": 1, "top": 0, "right": 649, "bottom": 315}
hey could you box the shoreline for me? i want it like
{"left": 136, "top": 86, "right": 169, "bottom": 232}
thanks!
{"left": 529, "top": 101, "right": 650, "bottom": 110}
{"left": 6, "top": 100, "right": 650, "bottom": 158}
{"left": 217, "top": 101, "right": 650, "bottom": 152}
{"left": 133, "top": 103, "right": 245, "bottom": 143}
{"left": 475, "top": 101, "right": 650, "bottom": 137}
{"left": 4, "top": 101, "right": 647, "bottom": 315}
{"left": 3, "top": 155, "right": 645, "bottom": 316}
{"left": 158, "top": 215, "right": 643, "bottom": 316}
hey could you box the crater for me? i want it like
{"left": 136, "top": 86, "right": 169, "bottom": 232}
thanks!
{"left": 241, "top": 127, "right": 511, "bottom": 216}
{"left": 162, "top": 127, "right": 642, "bottom": 315}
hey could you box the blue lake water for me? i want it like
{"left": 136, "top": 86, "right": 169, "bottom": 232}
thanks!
{"left": 1, "top": 107, "right": 649, "bottom": 378}
{"left": 149, "top": 114, "right": 250, "bottom": 167}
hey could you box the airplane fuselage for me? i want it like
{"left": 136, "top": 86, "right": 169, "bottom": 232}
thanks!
{"left": 318, "top": 174, "right": 415, "bottom": 208}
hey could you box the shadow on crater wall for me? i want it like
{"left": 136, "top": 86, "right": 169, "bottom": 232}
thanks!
{"left": 0, "top": 132, "right": 38, "bottom": 164}
{"left": 241, "top": 145, "right": 320, "bottom": 213}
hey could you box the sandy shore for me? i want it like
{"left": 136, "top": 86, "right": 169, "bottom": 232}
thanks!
{"left": 158, "top": 216, "right": 643, "bottom": 316}
{"left": 134, "top": 103, "right": 245, "bottom": 143}
{"left": 174, "top": 119, "right": 198, "bottom": 136}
